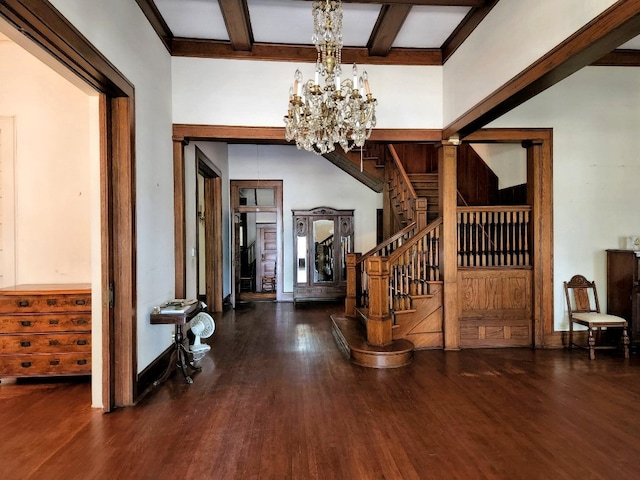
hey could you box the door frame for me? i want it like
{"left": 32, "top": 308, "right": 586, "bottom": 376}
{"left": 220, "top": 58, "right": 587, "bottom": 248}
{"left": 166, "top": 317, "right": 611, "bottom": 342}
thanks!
{"left": 0, "top": 2, "right": 137, "bottom": 409}
{"left": 230, "top": 180, "right": 283, "bottom": 306}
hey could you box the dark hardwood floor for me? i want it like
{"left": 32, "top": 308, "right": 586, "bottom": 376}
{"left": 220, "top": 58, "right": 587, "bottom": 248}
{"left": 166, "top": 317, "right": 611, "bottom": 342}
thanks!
{"left": 2, "top": 301, "right": 640, "bottom": 479}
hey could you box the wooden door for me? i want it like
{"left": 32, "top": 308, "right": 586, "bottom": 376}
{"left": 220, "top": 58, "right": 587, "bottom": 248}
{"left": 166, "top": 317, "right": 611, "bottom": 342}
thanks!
{"left": 256, "top": 224, "right": 277, "bottom": 292}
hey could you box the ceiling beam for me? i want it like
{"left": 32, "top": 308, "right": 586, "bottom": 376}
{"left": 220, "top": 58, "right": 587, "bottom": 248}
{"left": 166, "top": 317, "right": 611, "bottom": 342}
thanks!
{"left": 172, "top": 38, "right": 442, "bottom": 65}
{"left": 443, "top": 0, "right": 640, "bottom": 139}
{"left": 368, "top": 4, "right": 412, "bottom": 57}
{"left": 442, "top": 0, "right": 498, "bottom": 62}
{"left": 218, "top": 0, "right": 253, "bottom": 52}
{"left": 134, "top": 0, "right": 172, "bottom": 53}
{"left": 338, "top": 0, "right": 485, "bottom": 5}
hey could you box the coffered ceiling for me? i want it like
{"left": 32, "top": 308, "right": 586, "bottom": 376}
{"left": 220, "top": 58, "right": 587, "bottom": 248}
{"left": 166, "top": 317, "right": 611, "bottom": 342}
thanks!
{"left": 138, "top": 0, "right": 640, "bottom": 65}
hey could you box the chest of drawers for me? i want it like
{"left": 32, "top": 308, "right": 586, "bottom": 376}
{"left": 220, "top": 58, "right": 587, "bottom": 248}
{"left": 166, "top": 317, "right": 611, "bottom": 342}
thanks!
{"left": 0, "top": 284, "right": 91, "bottom": 378}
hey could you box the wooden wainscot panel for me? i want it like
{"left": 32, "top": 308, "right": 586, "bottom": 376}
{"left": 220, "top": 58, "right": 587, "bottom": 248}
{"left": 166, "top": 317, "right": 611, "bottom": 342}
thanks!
{"left": 458, "top": 268, "right": 533, "bottom": 348}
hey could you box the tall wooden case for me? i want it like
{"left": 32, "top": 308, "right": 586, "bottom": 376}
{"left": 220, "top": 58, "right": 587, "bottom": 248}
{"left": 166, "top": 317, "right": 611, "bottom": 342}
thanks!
{"left": 0, "top": 284, "right": 92, "bottom": 377}
{"left": 293, "top": 207, "right": 354, "bottom": 303}
{"left": 606, "top": 250, "right": 640, "bottom": 346}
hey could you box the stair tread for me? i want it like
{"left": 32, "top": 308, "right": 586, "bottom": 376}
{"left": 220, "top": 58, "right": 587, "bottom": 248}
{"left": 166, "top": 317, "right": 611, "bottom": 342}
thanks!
{"left": 331, "top": 314, "right": 414, "bottom": 355}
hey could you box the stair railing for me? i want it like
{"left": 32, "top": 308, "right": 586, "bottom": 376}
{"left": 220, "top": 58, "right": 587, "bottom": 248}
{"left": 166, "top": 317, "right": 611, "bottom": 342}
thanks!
{"left": 386, "top": 218, "right": 442, "bottom": 314}
{"left": 457, "top": 206, "right": 531, "bottom": 267}
{"left": 386, "top": 144, "right": 420, "bottom": 227}
{"left": 346, "top": 221, "right": 418, "bottom": 316}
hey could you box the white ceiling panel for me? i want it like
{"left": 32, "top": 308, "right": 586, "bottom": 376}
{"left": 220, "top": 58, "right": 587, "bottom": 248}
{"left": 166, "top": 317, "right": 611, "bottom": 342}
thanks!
{"left": 248, "top": 1, "right": 315, "bottom": 45}
{"left": 620, "top": 35, "right": 640, "bottom": 49}
{"left": 394, "top": 6, "right": 471, "bottom": 49}
{"left": 155, "top": 0, "right": 228, "bottom": 40}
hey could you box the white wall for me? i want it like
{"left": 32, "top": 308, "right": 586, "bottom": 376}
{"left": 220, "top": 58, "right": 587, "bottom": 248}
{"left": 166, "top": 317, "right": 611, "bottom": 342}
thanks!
{"left": 184, "top": 142, "right": 231, "bottom": 301}
{"left": 489, "top": 66, "right": 640, "bottom": 330}
{"left": 172, "top": 58, "right": 443, "bottom": 128}
{"left": 444, "top": 0, "right": 618, "bottom": 125}
{"left": 48, "top": 1, "right": 175, "bottom": 401}
{"left": 0, "top": 40, "right": 92, "bottom": 285}
{"left": 471, "top": 144, "right": 527, "bottom": 189}
{"left": 228, "top": 144, "right": 382, "bottom": 294}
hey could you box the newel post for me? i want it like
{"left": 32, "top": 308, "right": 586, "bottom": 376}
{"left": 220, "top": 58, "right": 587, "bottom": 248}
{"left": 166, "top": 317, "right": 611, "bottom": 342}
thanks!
{"left": 345, "top": 253, "right": 359, "bottom": 317}
{"left": 365, "top": 256, "right": 392, "bottom": 346}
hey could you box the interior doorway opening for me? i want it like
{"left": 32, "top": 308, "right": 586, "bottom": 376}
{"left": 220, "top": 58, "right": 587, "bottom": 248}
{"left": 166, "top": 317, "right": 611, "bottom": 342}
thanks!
{"left": 231, "top": 180, "right": 282, "bottom": 306}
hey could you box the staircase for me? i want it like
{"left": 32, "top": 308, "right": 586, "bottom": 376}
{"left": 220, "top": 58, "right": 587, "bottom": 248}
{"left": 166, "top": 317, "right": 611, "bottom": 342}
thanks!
{"left": 331, "top": 144, "right": 444, "bottom": 368}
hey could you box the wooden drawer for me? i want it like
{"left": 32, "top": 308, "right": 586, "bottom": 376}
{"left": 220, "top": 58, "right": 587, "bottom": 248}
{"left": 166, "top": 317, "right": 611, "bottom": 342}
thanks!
{"left": 0, "top": 333, "right": 91, "bottom": 354}
{"left": 0, "top": 313, "right": 91, "bottom": 334}
{"left": 0, "top": 293, "right": 90, "bottom": 314}
{"left": 0, "top": 352, "right": 91, "bottom": 376}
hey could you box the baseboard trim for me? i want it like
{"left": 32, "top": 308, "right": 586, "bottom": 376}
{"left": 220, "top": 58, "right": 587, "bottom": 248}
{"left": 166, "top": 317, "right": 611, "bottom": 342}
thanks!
{"left": 135, "top": 344, "right": 173, "bottom": 403}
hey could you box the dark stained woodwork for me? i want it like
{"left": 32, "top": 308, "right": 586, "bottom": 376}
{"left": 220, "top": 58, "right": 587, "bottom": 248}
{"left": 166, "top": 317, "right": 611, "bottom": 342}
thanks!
{"left": 457, "top": 143, "right": 498, "bottom": 205}
{"left": 134, "top": 0, "right": 172, "bottom": 53}
{"left": 393, "top": 143, "right": 439, "bottom": 173}
{"left": 592, "top": 48, "right": 640, "bottom": 66}
{"left": 444, "top": 0, "right": 640, "bottom": 139}
{"left": 441, "top": 0, "right": 498, "bottom": 62}
{"left": 172, "top": 124, "right": 442, "bottom": 143}
{"left": 458, "top": 268, "right": 533, "bottom": 348}
{"left": 1, "top": 0, "right": 139, "bottom": 409}
{"left": 171, "top": 38, "right": 443, "bottom": 65}
{"left": 465, "top": 129, "right": 554, "bottom": 349}
{"left": 0, "top": 0, "right": 134, "bottom": 97}
{"left": 368, "top": 4, "right": 412, "bottom": 57}
{"left": 110, "top": 97, "right": 138, "bottom": 407}
{"left": 218, "top": 0, "right": 253, "bottom": 52}
{"left": 173, "top": 138, "right": 186, "bottom": 299}
{"left": 606, "top": 250, "right": 640, "bottom": 346}
{"left": 439, "top": 143, "right": 459, "bottom": 350}
{"left": 2, "top": 302, "right": 640, "bottom": 479}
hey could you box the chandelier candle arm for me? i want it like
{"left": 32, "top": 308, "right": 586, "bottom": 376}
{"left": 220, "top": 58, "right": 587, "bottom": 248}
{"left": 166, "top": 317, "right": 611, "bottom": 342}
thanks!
{"left": 283, "top": 0, "right": 377, "bottom": 155}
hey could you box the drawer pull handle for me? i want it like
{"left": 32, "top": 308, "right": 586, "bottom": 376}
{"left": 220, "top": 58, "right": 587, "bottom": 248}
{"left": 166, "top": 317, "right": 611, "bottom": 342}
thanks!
{"left": 49, "top": 340, "right": 60, "bottom": 346}
{"left": 76, "top": 339, "right": 88, "bottom": 346}
{"left": 77, "top": 359, "right": 87, "bottom": 366}
{"left": 50, "top": 360, "right": 60, "bottom": 366}
{"left": 20, "top": 341, "right": 31, "bottom": 347}
{"left": 49, "top": 319, "right": 59, "bottom": 325}
{"left": 18, "top": 300, "right": 30, "bottom": 307}
{"left": 20, "top": 321, "right": 32, "bottom": 327}
{"left": 47, "top": 299, "right": 58, "bottom": 306}
{"left": 21, "top": 361, "right": 32, "bottom": 368}
{"left": 77, "top": 319, "right": 88, "bottom": 325}
{"left": 75, "top": 299, "right": 86, "bottom": 306}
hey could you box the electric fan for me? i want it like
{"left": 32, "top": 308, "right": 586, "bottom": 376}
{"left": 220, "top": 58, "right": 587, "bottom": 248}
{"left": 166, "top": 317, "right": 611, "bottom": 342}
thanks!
{"left": 186, "top": 311, "right": 215, "bottom": 360}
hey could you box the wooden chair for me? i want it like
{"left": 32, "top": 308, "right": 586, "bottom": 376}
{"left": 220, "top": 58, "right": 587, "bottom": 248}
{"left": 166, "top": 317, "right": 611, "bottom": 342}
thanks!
{"left": 564, "top": 274, "right": 629, "bottom": 360}
{"left": 261, "top": 263, "right": 276, "bottom": 293}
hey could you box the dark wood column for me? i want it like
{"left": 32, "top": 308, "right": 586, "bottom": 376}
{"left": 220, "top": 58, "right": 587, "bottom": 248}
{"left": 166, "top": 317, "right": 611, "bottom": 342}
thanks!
{"left": 173, "top": 136, "right": 187, "bottom": 299}
{"left": 439, "top": 142, "right": 459, "bottom": 351}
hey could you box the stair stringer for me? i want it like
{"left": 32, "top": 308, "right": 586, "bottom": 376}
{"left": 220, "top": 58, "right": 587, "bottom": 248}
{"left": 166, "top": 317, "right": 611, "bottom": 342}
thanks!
{"left": 392, "top": 281, "right": 443, "bottom": 349}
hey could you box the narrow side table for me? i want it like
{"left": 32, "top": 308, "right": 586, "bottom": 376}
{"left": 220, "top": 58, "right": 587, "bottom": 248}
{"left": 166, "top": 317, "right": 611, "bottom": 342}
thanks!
{"left": 150, "top": 301, "right": 202, "bottom": 385}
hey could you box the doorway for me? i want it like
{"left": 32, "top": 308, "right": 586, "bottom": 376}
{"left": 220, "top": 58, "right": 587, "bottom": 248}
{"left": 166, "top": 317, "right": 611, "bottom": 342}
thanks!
{"left": 195, "top": 147, "right": 223, "bottom": 312}
{"left": 231, "top": 180, "right": 282, "bottom": 306}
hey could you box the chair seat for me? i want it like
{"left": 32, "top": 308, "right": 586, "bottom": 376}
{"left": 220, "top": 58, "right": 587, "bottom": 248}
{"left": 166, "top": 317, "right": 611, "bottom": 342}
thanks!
{"left": 572, "top": 312, "right": 627, "bottom": 326}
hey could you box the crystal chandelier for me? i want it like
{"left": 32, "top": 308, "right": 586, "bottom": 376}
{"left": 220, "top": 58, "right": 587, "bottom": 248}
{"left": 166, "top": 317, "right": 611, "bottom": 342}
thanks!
{"left": 284, "top": 0, "right": 377, "bottom": 155}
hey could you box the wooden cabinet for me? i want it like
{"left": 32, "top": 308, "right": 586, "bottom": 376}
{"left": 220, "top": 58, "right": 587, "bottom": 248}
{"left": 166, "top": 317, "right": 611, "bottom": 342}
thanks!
{"left": 0, "top": 284, "right": 91, "bottom": 377}
{"left": 606, "top": 250, "right": 640, "bottom": 347}
{"left": 293, "top": 207, "right": 354, "bottom": 303}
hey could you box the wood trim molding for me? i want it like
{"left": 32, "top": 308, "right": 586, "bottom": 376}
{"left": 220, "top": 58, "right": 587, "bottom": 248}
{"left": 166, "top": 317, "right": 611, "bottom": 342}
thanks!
{"left": 134, "top": 0, "right": 172, "bottom": 53}
{"left": 173, "top": 139, "right": 187, "bottom": 299}
{"left": 171, "top": 38, "right": 442, "bottom": 65}
{"left": 465, "top": 128, "right": 554, "bottom": 346}
{"left": 368, "top": 4, "right": 412, "bottom": 57}
{"left": 0, "top": 0, "right": 134, "bottom": 97}
{"left": 0, "top": 0, "right": 138, "bottom": 409}
{"left": 591, "top": 49, "right": 640, "bottom": 66}
{"left": 173, "top": 124, "right": 442, "bottom": 143}
{"left": 444, "top": 0, "right": 640, "bottom": 139}
{"left": 442, "top": 0, "right": 499, "bottom": 63}
{"left": 218, "top": 0, "right": 253, "bottom": 52}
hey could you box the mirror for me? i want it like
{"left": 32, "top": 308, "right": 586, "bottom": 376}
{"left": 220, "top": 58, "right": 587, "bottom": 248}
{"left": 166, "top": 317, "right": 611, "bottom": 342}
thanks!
{"left": 313, "top": 219, "right": 334, "bottom": 282}
{"left": 296, "top": 235, "right": 307, "bottom": 283}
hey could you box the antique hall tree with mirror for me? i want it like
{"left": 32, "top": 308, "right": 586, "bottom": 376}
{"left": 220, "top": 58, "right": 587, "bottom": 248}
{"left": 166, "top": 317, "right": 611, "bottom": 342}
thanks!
{"left": 293, "top": 207, "right": 354, "bottom": 303}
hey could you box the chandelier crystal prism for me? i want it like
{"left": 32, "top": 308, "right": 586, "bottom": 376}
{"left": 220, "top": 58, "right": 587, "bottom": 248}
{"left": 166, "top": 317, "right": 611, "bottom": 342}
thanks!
{"left": 284, "top": 0, "right": 377, "bottom": 155}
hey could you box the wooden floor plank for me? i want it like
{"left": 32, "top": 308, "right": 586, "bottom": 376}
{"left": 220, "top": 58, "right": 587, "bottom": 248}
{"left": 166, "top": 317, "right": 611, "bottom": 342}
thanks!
{"left": 1, "top": 301, "right": 640, "bottom": 479}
